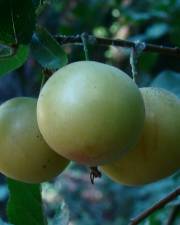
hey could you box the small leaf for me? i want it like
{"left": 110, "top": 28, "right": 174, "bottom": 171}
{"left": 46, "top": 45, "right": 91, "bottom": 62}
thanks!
{"left": 0, "top": 0, "right": 35, "bottom": 45}
{"left": 0, "top": 45, "right": 29, "bottom": 76}
{"left": 145, "top": 214, "right": 162, "bottom": 225}
{"left": 31, "top": 26, "right": 68, "bottom": 70}
{"left": 7, "top": 178, "right": 47, "bottom": 225}
{"left": 150, "top": 71, "right": 180, "bottom": 97}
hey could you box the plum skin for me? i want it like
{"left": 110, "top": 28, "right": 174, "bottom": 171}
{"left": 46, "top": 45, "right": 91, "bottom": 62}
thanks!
{"left": 37, "top": 61, "right": 145, "bottom": 166}
{"left": 101, "top": 87, "right": 180, "bottom": 186}
{"left": 0, "top": 97, "right": 69, "bottom": 183}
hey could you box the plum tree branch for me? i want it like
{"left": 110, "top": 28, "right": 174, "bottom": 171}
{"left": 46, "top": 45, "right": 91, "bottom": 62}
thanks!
{"left": 129, "top": 187, "right": 180, "bottom": 225}
{"left": 55, "top": 34, "right": 180, "bottom": 57}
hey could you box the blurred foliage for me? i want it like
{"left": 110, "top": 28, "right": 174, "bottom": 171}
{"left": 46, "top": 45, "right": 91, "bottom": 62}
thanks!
{"left": 0, "top": 0, "right": 35, "bottom": 45}
{"left": 0, "top": 0, "right": 179, "bottom": 225}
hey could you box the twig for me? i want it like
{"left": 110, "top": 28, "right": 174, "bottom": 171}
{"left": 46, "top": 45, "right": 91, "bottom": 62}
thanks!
{"left": 81, "top": 32, "right": 90, "bottom": 60}
{"left": 129, "top": 187, "right": 180, "bottom": 225}
{"left": 55, "top": 34, "right": 180, "bottom": 57}
{"left": 165, "top": 205, "right": 180, "bottom": 225}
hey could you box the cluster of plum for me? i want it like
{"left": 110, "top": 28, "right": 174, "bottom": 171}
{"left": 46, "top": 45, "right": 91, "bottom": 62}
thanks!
{"left": 0, "top": 61, "right": 179, "bottom": 186}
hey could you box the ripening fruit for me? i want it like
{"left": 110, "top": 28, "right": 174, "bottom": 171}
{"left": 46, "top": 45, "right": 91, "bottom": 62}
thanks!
{"left": 101, "top": 87, "right": 180, "bottom": 186}
{"left": 37, "top": 61, "right": 145, "bottom": 166}
{"left": 0, "top": 97, "right": 69, "bottom": 183}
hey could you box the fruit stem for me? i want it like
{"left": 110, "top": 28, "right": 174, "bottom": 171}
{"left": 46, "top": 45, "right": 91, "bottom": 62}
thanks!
{"left": 89, "top": 166, "right": 102, "bottom": 184}
{"left": 81, "top": 32, "right": 90, "bottom": 61}
{"left": 130, "top": 47, "right": 137, "bottom": 82}
{"left": 130, "top": 41, "right": 145, "bottom": 83}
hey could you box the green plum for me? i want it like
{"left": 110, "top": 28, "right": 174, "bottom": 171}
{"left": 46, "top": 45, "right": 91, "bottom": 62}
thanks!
{"left": 0, "top": 97, "right": 69, "bottom": 183}
{"left": 101, "top": 87, "right": 180, "bottom": 185}
{"left": 37, "top": 61, "right": 145, "bottom": 166}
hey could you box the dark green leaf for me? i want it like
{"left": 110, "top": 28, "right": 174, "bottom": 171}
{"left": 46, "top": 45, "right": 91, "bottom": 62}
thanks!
{"left": 150, "top": 71, "right": 180, "bottom": 97}
{"left": 170, "top": 25, "right": 180, "bottom": 45}
{"left": 31, "top": 26, "right": 68, "bottom": 70}
{"left": 139, "top": 53, "right": 158, "bottom": 72}
{"left": 7, "top": 178, "right": 46, "bottom": 225}
{"left": 0, "top": 45, "right": 29, "bottom": 76}
{"left": 146, "top": 214, "right": 162, "bottom": 225}
{"left": 0, "top": 0, "right": 35, "bottom": 45}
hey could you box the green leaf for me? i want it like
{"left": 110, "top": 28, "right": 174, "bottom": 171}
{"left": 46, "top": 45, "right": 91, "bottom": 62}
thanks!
{"left": 0, "top": 0, "right": 35, "bottom": 45}
{"left": 7, "top": 178, "right": 47, "bottom": 225}
{"left": 139, "top": 53, "right": 158, "bottom": 72}
{"left": 31, "top": 26, "right": 68, "bottom": 70}
{"left": 0, "top": 45, "right": 29, "bottom": 76}
{"left": 145, "top": 215, "right": 162, "bottom": 225}
{"left": 170, "top": 25, "right": 180, "bottom": 45}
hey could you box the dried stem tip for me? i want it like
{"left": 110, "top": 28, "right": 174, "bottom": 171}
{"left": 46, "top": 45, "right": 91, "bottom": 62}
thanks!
{"left": 90, "top": 166, "right": 102, "bottom": 184}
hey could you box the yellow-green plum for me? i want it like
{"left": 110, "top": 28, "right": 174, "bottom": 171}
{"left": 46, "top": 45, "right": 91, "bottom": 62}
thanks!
{"left": 101, "top": 87, "right": 180, "bottom": 186}
{"left": 37, "top": 61, "right": 145, "bottom": 166}
{"left": 0, "top": 97, "right": 69, "bottom": 183}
